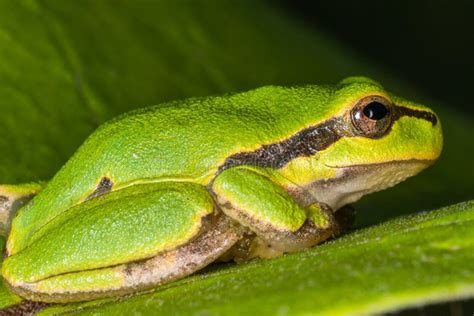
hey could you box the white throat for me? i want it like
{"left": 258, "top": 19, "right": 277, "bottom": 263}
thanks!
{"left": 303, "top": 160, "right": 430, "bottom": 211}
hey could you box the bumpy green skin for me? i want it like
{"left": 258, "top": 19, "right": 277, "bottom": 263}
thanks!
{"left": 215, "top": 167, "right": 307, "bottom": 230}
{"left": 213, "top": 166, "right": 326, "bottom": 231}
{"left": 8, "top": 83, "right": 341, "bottom": 253}
{"left": 1, "top": 77, "right": 443, "bottom": 302}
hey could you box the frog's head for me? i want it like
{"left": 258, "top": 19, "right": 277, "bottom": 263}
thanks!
{"left": 285, "top": 77, "right": 443, "bottom": 210}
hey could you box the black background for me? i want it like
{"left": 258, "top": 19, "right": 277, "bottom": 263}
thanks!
{"left": 277, "top": 0, "right": 474, "bottom": 116}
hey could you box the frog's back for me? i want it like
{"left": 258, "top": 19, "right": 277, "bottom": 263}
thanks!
{"left": 55, "top": 85, "right": 336, "bottom": 190}
{"left": 9, "top": 85, "right": 337, "bottom": 253}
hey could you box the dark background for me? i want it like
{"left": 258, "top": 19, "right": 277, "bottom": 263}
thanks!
{"left": 277, "top": 0, "right": 474, "bottom": 116}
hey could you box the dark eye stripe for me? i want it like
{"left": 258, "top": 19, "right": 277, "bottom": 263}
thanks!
{"left": 217, "top": 117, "right": 344, "bottom": 174}
{"left": 393, "top": 105, "right": 438, "bottom": 126}
{"left": 216, "top": 104, "right": 437, "bottom": 175}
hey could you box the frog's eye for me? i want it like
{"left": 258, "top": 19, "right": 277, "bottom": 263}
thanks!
{"left": 350, "top": 95, "right": 392, "bottom": 138}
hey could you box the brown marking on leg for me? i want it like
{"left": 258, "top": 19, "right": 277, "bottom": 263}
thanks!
{"left": 123, "top": 212, "right": 243, "bottom": 289}
{"left": 0, "top": 194, "right": 36, "bottom": 235}
{"left": 0, "top": 300, "right": 51, "bottom": 316}
{"left": 218, "top": 200, "right": 340, "bottom": 255}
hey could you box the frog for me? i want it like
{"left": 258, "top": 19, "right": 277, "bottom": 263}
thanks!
{"left": 0, "top": 77, "right": 442, "bottom": 304}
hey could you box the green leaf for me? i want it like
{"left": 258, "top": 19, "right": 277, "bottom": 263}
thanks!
{"left": 37, "top": 200, "right": 474, "bottom": 315}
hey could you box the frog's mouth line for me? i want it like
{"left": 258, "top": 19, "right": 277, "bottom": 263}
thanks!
{"left": 306, "top": 159, "right": 434, "bottom": 210}
{"left": 323, "top": 158, "right": 434, "bottom": 170}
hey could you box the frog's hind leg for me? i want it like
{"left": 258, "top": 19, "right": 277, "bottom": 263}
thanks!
{"left": 6, "top": 184, "right": 244, "bottom": 303}
{"left": 11, "top": 212, "right": 243, "bottom": 303}
{"left": 0, "top": 182, "right": 44, "bottom": 235}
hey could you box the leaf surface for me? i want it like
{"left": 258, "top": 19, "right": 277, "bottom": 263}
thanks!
{"left": 39, "top": 201, "right": 474, "bottom": 315}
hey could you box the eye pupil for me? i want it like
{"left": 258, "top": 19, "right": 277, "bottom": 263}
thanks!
{"left": 363, "top": 102, "right": 389, "bottom": 120}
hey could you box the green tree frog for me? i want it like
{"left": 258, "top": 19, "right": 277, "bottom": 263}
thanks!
{"left": 0, "top": 77, "right": 442, "bottom": 303}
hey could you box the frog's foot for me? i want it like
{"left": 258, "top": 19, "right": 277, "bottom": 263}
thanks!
{"left": 212, "top": 167, "right": 341, "bottom": 261}
{"left": 0, "top": 183, "right": 44, "bottom": 235}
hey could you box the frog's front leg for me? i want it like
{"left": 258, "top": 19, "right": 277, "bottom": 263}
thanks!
{"left": 0, "top": 183, "right": 44, "bottom": 235}
{"left": 211, "top": 167, "right": 341, "bottom": 260}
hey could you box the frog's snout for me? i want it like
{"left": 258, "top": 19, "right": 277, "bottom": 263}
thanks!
{"left": 425, "top": 111, "right": 443, "bottom": 162}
